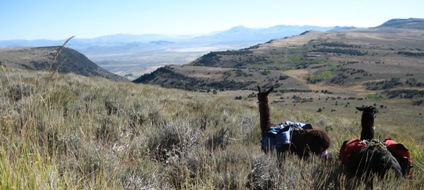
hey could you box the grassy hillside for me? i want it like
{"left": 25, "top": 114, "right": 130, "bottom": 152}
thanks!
{"left": 134, "top": 27, "right": 424, "bottom": 110}
{"left": 1, "top": 67, "right": 423, "bottom": 189}
{"left": 0, "top": 46, "right": 128, "bottom": 82}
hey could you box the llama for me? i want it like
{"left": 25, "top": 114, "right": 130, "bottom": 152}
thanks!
{"left": 257, "top": 86, "right": 331, "bottom": 158}
{"left": 358, "top": 106, "right": 377, "bottom": 140}
{"left": 340, "top": 106, "right": 403, "bottom": 184}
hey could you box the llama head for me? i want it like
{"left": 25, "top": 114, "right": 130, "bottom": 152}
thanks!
{"left": 356, "top": 106, "right": 379, "bottom": 117}
{"left": 257, "top": 86, "right": 274, "bottom": 103}
{"left": 356, "top": 106, "right": 378, "bottom": 140}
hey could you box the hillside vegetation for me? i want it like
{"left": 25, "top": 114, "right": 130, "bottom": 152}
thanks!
{"left": 134, "top": 19, "right": 424, "bottom": 109}
{"left": 1, "top": 67, "right": 423, "bottom": 189}
{"left": 0, "top": 46, "right": 128, "bottom": 82}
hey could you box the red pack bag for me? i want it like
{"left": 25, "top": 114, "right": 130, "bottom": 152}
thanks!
{"left": 339, "top": 138, "right": 367, "bottom": 164}
{"left": 384, "top": 138, "right": 412, "bottom": 177}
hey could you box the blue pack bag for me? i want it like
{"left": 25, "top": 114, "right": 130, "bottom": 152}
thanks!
{"left": 283, "top": 121, "right": 313, "bottom": 129}
{"left": 261, "top": 125, "right": 291, "bottom": 153}
{"left": 261, "top": 121, "right": 313, "bottom": 153}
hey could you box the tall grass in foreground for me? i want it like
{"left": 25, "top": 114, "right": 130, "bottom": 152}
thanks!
{"left": 0, "top": 67, "right": 423, "bottom": 189}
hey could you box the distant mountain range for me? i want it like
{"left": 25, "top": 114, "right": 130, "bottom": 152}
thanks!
{"left": 0, "top": 25, "right": 341, "bottom": 48}
{"left": 0, "top": 24, "right": 343, "bottom": 54}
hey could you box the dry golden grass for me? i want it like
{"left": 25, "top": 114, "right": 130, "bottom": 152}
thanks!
{"left": 0, "top": 66, "right": 423, "bottom": 189}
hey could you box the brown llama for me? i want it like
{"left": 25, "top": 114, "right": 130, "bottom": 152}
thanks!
{"left": 257, "top": 86, "right": 331, "bottom": 159}
{"left": 340, "top": 106, "right": 403, "bottom": 186}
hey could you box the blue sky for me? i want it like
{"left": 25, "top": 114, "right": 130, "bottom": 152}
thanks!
{"left": 1, "top": 0, "right": 423, "bottom": 40}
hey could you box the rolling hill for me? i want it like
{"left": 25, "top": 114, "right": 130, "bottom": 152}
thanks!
{"left": 375, "top": 18, "right": 424, "bottom": 29}
{"left": 0, "top": 46, "right": 128, "bottom": 81}
{"left": 134, "top": 18, "right": 424, "bottom": 104}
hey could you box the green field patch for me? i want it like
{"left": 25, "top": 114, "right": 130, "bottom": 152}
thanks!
{"left": 307, "top": 65, "right": 338, "bottom": 84}
{"left": 366, "top": 93, "right": 388, "bottom": 101}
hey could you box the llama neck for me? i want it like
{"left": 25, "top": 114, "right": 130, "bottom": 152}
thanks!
{"left": 258, "top": 101, "right": 275, "bottom": 133}
{"left": 360, "top": 112, "right": 375, "bottom": 140}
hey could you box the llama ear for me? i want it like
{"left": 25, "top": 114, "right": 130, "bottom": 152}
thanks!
{"left": 265, "top": 87, "right": 274, "bottom": 95}
{"left": 356, "top": 107, "right": 364, "bottom": 111}
{"left": 257, "top": 86, "right": 261, "bottom": 93}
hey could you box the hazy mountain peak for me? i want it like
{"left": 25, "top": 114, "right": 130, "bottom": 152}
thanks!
{"left": 376, "top": 18, "right": 424, "bottom": 29}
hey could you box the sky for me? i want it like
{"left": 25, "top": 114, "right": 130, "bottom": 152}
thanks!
{"left": 1, "top": 0, "right": 424, "bottom": 40}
